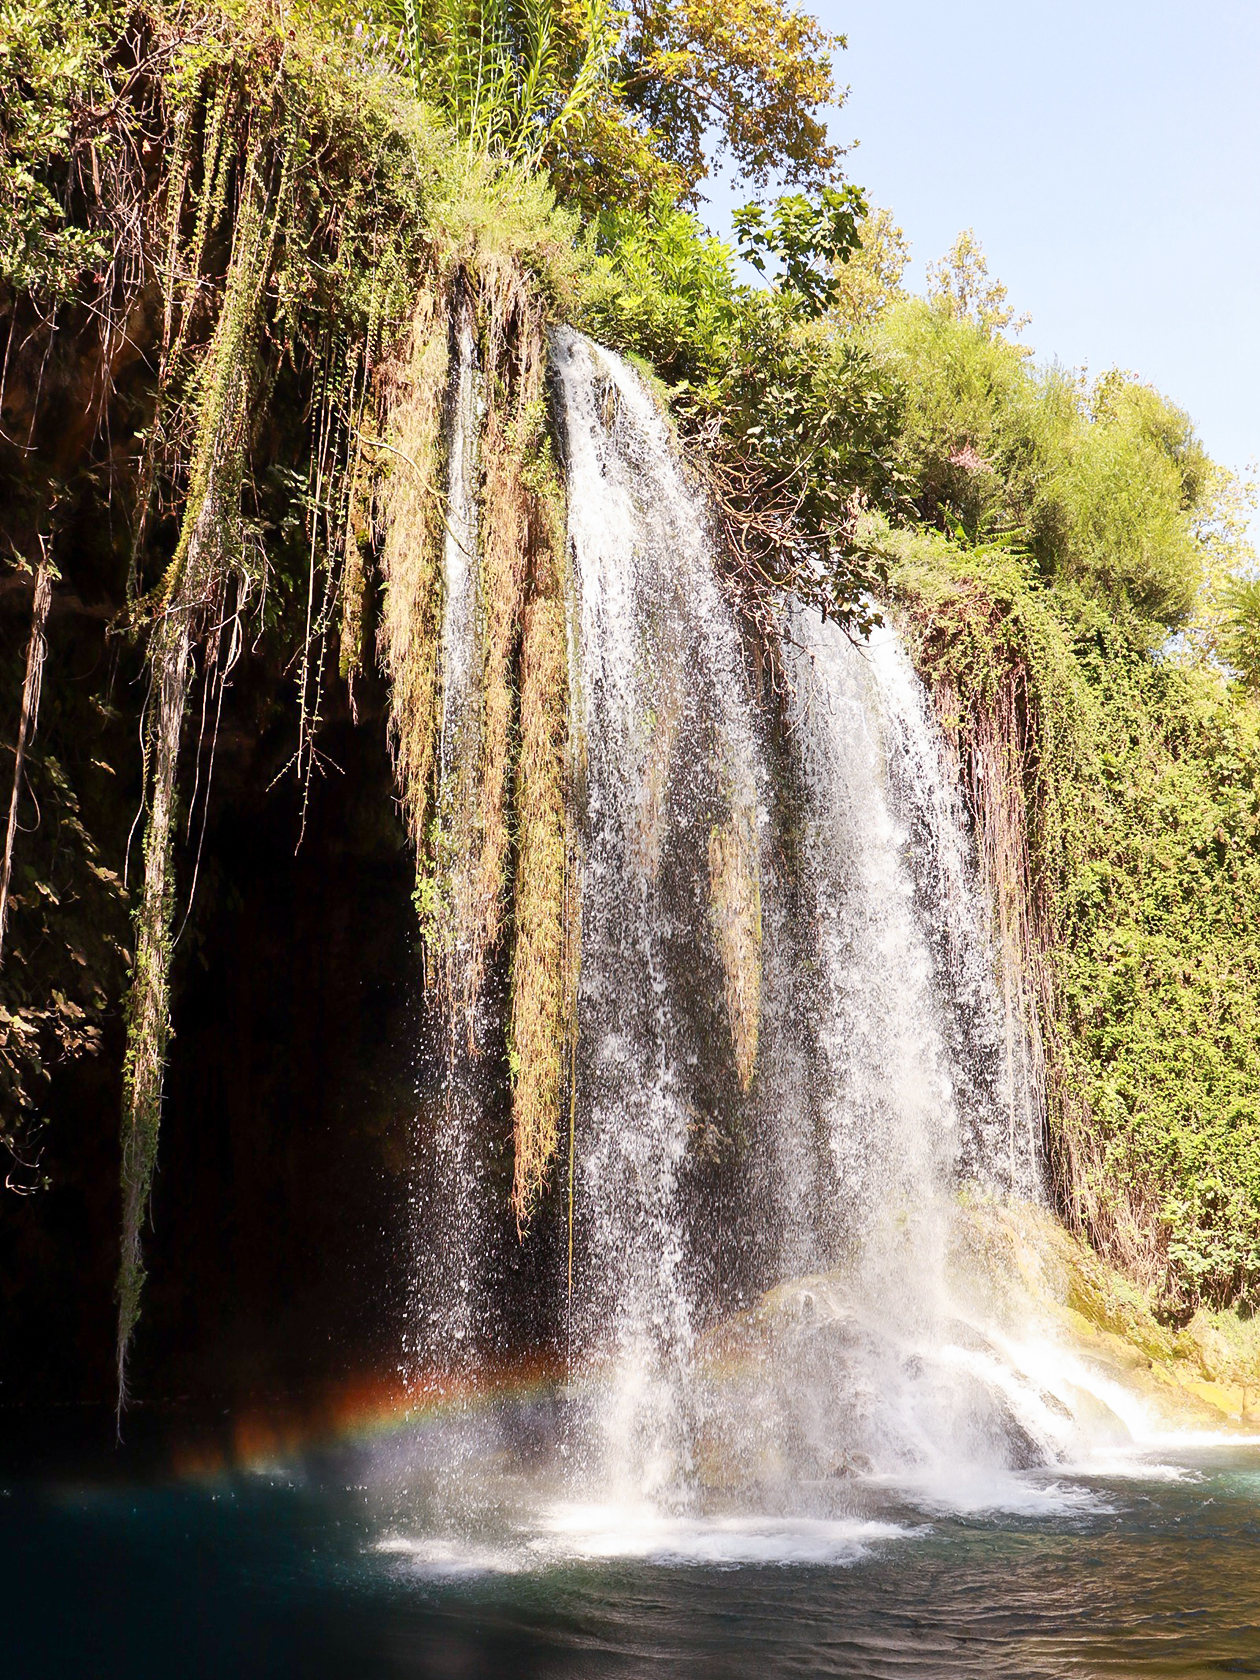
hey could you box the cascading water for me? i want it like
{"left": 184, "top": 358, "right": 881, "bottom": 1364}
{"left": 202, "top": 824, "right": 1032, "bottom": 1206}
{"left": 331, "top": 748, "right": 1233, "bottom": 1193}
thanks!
{"left": 390, "top": 331, "right": 1174, "bottom": 1567}
{"left": 407, "top": 312, "right": 490, "bottom": 1381}
{"left": 553, "top": 328, "right": 768, "bottom": 1502}
{"left": 687, "top": 609, "right": 1056, "bottom": 1501}
{"left": 547, "top": 329, "right": 1069, "bottom": 1519}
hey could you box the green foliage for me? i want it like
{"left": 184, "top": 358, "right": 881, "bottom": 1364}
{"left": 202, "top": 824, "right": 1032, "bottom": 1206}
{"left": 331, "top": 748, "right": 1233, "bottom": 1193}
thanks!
{"left": 616, "top": 0, "right": 843, "bottom": 196}
{"left": 1219, "top": 575, "right": 1260, "bottom": 689}
{"left": 394, "top": 0, "right": 618, "bottom": 168}
{"left": 925, "top": 229, "right": 1030, "bottom": 342}
{"left": 583, "top": 193, "right": 904, "bottom": 626}
{"left": 0, "top": 0, "right": 119, "bottom": 298}
{"left": 828, "top": 203, "right": 908, "bottom": 330}
{"left": 895, "top": 535, "right": 1260, "bottom": 1310}
{"left": 874, "top": 298, "right": 1059, "bottom": 542}
{"left": 732, "top": 184, "right": 865, "bottom": 319}
{"left": 873, "top": 280, "right": 1231, "bottom": 629}
{"left": 0, "top": 719, "right": 128, "bottom": 1184}
{"left": 1055, "top": 378, "right": 1210, "bottom": 625}
{"left": 386, "top": 0, "right": 846, "bottom": 209}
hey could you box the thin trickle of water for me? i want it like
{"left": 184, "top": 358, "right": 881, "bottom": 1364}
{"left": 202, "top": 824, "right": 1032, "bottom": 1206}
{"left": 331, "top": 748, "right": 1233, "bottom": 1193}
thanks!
{"left": 438, "top": 314, "right": 482, "bottom": 787}
{"left": 411, "top": 314, "right": 490, "bottom": 1385}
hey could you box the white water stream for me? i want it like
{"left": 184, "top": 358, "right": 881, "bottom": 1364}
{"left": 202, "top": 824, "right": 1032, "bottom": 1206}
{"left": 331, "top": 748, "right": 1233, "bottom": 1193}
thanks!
{"left": 553, "top": 327, "right": 767, "bottom": 1501}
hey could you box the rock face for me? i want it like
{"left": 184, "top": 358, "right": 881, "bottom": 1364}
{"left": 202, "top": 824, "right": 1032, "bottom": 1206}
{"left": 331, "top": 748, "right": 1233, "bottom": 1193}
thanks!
{"left": 694, "top": 1273, "right": 1056, "bottom": 1497}
{"left": 957, "top": 1200, "right": 1260, "bottom": 1434}
{"left": 689, "top": 1201, "right": 1259, "bottom": 1501}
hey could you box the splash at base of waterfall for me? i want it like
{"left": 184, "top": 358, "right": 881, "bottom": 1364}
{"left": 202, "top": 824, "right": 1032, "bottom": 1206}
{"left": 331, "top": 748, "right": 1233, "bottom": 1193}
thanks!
{"left": 367, "top": 1197, "right": 1256, "bottom": 1581}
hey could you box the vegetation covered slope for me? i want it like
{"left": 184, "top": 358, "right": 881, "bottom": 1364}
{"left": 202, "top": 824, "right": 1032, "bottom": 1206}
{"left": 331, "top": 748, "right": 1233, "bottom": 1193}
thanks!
{"left": 862, "top": 250, "right": 1260, "bottom": 1314}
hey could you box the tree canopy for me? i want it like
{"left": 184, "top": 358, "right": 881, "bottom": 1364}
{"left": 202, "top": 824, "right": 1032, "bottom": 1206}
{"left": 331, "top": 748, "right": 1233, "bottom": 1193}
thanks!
{"left": 381, "top": 0, "right": 845, "bottom": 209}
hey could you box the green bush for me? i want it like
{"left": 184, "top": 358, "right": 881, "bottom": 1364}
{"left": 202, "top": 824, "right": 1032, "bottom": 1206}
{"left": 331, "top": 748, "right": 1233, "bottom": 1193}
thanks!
{"left": 1053, "top": 380, "right": 1208, "bottom": 626}
{"left": 583, "top": 193, "right": 905, "bottom": 624}
{"left": 873, "top": 297, "right": 1220, "bottom": 630}
{"left": 0, "top": 0, "right": 119, "bottom": 298}
{"left": 1220, "top": 576, "right": 1260, "bottom": 689}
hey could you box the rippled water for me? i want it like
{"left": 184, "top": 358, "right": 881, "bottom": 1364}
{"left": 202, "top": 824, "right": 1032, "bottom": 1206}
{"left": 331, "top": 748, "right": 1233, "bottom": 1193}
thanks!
{"left": 10, "top": 1439, "right": 1260, "bottom": 1678}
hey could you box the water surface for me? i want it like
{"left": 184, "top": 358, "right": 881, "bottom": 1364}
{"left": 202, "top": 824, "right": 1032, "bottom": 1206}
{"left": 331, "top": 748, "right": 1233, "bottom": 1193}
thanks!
{"left": 12, "top": 1438, "right": 1260, "bottom": 1678}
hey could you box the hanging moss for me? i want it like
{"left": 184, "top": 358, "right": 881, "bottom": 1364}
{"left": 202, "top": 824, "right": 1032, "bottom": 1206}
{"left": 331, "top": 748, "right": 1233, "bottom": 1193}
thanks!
{"left": 117, "top": 139, "right": 286, "bottom": 1412}
{"left": 339, "top": 449, "right": 371, "bottom": 722}
{"left": 509, "top": 420, "right": 573, "bottom": 1224}
{"left": 379, "top": 284, "right": 452, "bottom": 902}
{"left": 378, "top": 258, "right": 579, "bottom": 1220}
{"left": 708, "top": 802, "right": 763, "bottom": 1091}
{"left": 636, "top": 678, "right": 682, "bottom": 880}
{"left": 0, "top": 553, "right": 53, "bottom": 962}
{"left": 462, "top": 270, "right": 552, "bottom": 1029}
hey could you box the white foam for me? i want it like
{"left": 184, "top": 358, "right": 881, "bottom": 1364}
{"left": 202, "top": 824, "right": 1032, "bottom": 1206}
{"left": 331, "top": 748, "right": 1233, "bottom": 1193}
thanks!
{"left": 373, "top": 1534, "right": 523, "bottom": 1577}
{"left": 879, "top": 1468, "right": 1108, "bottom": 1519}
{"left": 530, "top": 1502, "right": 915, "bottom": 1566}
{"left": 373, "top": 1506, "right": 918, "bottom": 1575}
{"left": 1064, "top": 1455, "right": 1203, "bottom": 1483}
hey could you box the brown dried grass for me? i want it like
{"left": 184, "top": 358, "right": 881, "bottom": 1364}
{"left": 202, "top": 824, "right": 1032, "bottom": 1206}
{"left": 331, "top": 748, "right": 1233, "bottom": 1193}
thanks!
{"left": 508, "top": 433, "right": 573, "bottom": 1225}
{"left": 378, "top": 285, "right": 451, "bottom": 861}
{"left": 378, "top": 257, "right": 577, "bottom": 1227}
{"left": 456, "top": 268, "right": 548, "bottom": 1027}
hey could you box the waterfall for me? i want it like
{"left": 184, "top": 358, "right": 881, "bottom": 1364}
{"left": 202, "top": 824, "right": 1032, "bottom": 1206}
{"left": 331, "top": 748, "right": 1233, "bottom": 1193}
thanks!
{"left": 391, "top": 331, "right": 1137, "bottom": 1560}
{"left": 551, "top": 331, "right": 1055, "bottom": 1509}
{"left": 553, "top": 328, "right": 767, "bottom": 1501}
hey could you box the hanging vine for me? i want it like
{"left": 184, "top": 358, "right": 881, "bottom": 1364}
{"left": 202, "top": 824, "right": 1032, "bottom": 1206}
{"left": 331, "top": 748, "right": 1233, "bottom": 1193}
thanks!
{"left": 117, "top": 134, "right": 290, "bottom": 1412}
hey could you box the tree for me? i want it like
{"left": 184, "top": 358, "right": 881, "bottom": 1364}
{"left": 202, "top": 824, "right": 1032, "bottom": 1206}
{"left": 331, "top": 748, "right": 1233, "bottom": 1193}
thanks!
{"left": 926, "top": 229, "right": 1030, "bottom": 343}
{"left": 828, "top": 203, "right": 909, "bottom": 329}
{"left": 616, "top": 0, "right": 843, "bottom": 196}
{"left": 390, "top": 0, "right": 847, "bottom": 210}
{"left": 1220, "top": 575, "right": 1260, "bottom": 688}
{"left": 732, "top": 183, "right": 865, "bottom": 318}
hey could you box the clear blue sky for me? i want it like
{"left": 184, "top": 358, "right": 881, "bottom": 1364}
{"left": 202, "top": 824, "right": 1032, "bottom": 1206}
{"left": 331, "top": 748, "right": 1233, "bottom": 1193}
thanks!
{"left": 713, "top": 0, "right": 1260, "bottom": 494}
